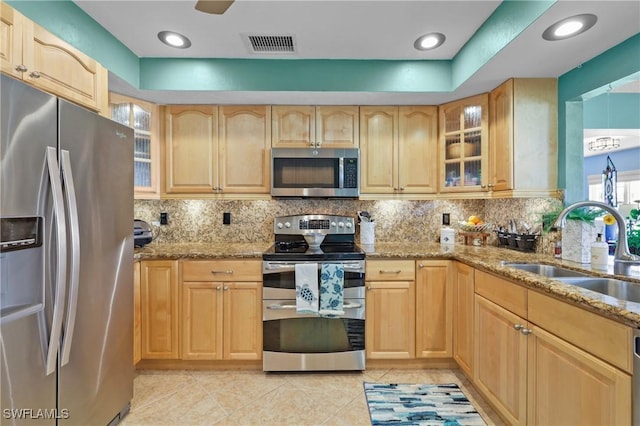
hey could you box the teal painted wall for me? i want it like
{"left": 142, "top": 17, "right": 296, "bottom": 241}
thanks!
{"left": 7, "top": 0, "right": 139, "bottom": 85}
{"left": 558, "top": 33, "right": 640, "bottom": 203}
{"left": 583, "top": 93, "right": 640, "bottom": 129}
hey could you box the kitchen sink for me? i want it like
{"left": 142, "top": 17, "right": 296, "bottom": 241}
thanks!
{"left": 556, "top": 277, "right": 640, "bottom": 304}
{"left": 500, "top": 262, "right": 590, "bottom": 278}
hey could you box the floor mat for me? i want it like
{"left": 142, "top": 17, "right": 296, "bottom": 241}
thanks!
{"left": 364, "top": 382, "right": 487, "bottom": 426}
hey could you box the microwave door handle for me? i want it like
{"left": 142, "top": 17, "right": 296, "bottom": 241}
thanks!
{"left": 339, "top": 157, "right": 344, "bottom": 189}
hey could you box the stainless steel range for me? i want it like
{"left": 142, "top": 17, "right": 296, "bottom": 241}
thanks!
{"left": 262, "top": 214, "right": 366, "bottom": 372}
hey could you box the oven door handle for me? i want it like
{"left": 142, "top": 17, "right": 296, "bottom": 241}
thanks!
{"left": 267, "top": 302, "right": 362, "bottom": 310}
{"left": 263, "top": 262, "right": 364, "bottom": 273}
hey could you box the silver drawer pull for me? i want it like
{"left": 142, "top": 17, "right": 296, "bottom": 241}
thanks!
{"left": 343, "top": 303, "right": 361, "bottom": 309}
{"left": 211, "top": 270, "right": 233, "bottom": 275}
{"left": 379, "top": 270, "right": 402, "bottom": 274}
{"left": 267, "top": 303, "right": 296, "bottom": 310}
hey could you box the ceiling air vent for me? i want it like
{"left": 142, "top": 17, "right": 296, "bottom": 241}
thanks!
{"left": 244, "top": 34, "right": 296, "bottom": 54}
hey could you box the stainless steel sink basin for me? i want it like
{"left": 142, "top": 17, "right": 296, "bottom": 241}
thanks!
{"left": 556, "top": 277, "right": 640, "bottom": 303}
{"left": 501, "top": 262, "right": 590, "bottom": 278}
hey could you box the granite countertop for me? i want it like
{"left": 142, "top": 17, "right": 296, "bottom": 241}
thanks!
{"left": 134, "top": 241, "right": 640, "bottom": 328}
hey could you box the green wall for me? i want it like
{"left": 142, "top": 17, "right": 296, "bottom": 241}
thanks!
{"left": 558, "top": 33, "right": 640, "bottom": 203}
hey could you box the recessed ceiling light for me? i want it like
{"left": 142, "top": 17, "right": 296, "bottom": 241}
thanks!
{"left": 414, "top": 33, "right": 446, "bottom": 51}
{"left": 157, "top": 31, "right": 192, "bottom": 49}
{"left": 542, "top": 14, "right": 597, "bottom": 41}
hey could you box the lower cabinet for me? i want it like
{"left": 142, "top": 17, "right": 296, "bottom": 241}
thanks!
{"left": 140, "top": 260, "right": 180, "bottom": 359}
{"left": 472, "top": 269, "right": 632, "bottom": 426}
{"left": 133, "top": 261, "right": 141, "bottom": 365}
{"left": 181, "top": 260, "right": 262, "bottom": 361}
{"left": 452, "top": 261, "right": 474, "bottom": 377}
{"left": 365, "top": 260, "right": 416, "bottom": 359}
{"left": 415, "top": 260, "right": 452, "bottom": 358}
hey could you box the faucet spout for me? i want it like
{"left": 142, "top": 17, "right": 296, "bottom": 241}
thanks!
{"left": 553, "top": 200, "right": 639, "bottom": 264}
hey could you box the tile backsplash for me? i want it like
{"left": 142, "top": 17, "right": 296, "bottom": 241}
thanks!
{"left": 135, "top": 197, "right": 562, "bottom": 254}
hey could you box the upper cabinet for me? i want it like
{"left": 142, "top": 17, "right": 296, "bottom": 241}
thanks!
{"left": 439, "top": 94, "right": 489, "bottom": 193}
{"left": 1, "top": 3, "right": 107, "bottom": 114}
{"left": 360, "top": 106, "right": 438, "bottom": 196}
{"left": 272, "top": 105, "right": 359, "bottom": 148}
{"left": 165, "top": 105, "right": 271, "bottom": 197}
{"left": 110, "top": 93, "right": 160, "bottom": 199}
{"left": 489, "top": 78, "right": 558, "bottom": 197}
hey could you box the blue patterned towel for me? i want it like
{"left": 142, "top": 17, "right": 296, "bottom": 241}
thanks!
{"left": 295, "top": 263, "right": 318, "bottom": 314}
{"left": 319, "top": 263, "right": 344, "bottom": 317}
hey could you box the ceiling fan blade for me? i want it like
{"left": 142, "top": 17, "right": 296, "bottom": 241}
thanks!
{"left": 195, "top": 0, "right": 235, "bottom": 14}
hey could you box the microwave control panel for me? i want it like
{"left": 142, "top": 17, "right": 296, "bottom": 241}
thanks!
{"left": 344, "top": 159, "right": 358, "bottom": 188}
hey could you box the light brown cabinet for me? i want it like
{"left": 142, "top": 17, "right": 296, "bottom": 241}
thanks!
{"left": 365, "top": 260, "right": 416, "bottom": 359}
{"left": 452, "top": 261, "right": 474, "bottom": 376}
{"left": 271, "top": 105, "right": 358, "bottom": 148}
{"left": 360, "top": 106, "right": 438, "bottom": 195}
{"left": 165, "top": 105, "right": 270, "bottom": 196}
{"left": 439, "top": 94, "right": 488, "bottom": 193}
{"left": 0, "top": 2, "right": 107, "bottom": 113}
{"left": 489, "top": 78, "right": 558, "bottom": 196}
{"left": 181, "top": 260, "right": 262, "bottom": 361}
{"left": 415, "top": 260, "right": 452, "bottom": 358}
{"left": 471, "top": 268, "right": 632, "bottom": 426}
{"left": 140, "top": 260, "right": 180, "bottom": 359}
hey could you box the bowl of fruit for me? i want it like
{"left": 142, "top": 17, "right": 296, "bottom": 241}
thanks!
{"left": 458, "top": 215, "right": 493, "bottom": 233}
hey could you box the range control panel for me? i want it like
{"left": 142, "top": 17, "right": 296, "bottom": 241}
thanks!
{"left": 274, "top": 214, "right": 355, "bottom": 235}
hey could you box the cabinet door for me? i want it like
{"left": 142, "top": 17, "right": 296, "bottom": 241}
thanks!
{"left": 140, "top": 261, "right": 179, "bottom": 359}
{"left": 218, "top": 105, "right": 270, "bottom": 194}
{"left": 271, "top": 105, "right": 314, "bottom": 147}
{"left": 315, "top": 106, "right": 359, "bottom": 148}
{"left": 453, "top": 262, "right": 474, "bottom": 377}
{"left": 474, "top": 294, "right": 527, "bottom": 426}
{"left": 398, "top": 106, "right": 438, "bottom": 194}
{"left": 166, "top": 105, "right": 218, "bottom": 194}
{"left": 439, "top": 94, "right": 488, "bottom": 192}
{"left": 489, "top": 79, "right": 514, "bottom": 192}
{"left": 0, "top": 2, "right": 24, "bottom": 79}
{"left": 25, "top": 22, "right": 107, "bottom": 113}
{"left": 182, "top": 282, "right": 223, "bottom": 360}
{"left": 223, "top": 282, "right": 262, "bottom": 360}
{"left": 365, "top": 281, "right": 415, "bottom": 359}
{"left": 415, "top": 260, "right": 452, "bottom": 358}
{"left": 133, "top": 261, "right": 141, "bottom": 365}
{"left": 527, "top": 325, "right": 632, "bottom": 426}
{"left": 360, "top": 106, "right": 398, "bottom": 194}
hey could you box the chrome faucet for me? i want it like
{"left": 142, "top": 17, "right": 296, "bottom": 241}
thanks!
{"left": 553, "top": 200, "right": 640, "bottom": 267}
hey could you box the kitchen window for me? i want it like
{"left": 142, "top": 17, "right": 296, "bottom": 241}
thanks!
{"left": 110, "top": 93, "right": 160, "bottom": 198}
{"left": 588, "top": 170, "right": 640, "bottom": 206}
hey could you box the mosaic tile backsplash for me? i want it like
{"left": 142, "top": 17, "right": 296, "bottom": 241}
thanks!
{"left": 134, "top": 198, "right": 563, "bottom": 254}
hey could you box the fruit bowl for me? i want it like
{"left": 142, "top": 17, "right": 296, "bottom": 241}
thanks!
{"left": 458, "top": 221, "right": 493, "bottom": 233}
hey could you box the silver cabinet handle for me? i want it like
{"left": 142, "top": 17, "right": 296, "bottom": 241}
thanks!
{"left": 343, "top": 303, "right": 361, "bottom": 309}
{"left": 211, "top": 270, "right": 233, "bottom": 275}
{"left": 521, "top": 328, "right": 533, "bottom": 335}
{"left": 267, "top": 303, "right": 296, "bottom": 310}
{"left": 216, "top": 286, "right": 222, "bottom": 291}
{"left": 29, "top": 71, "right": 41, "bottom": 78}
{"left": 418, "top": 263, "right": 424, "bottom": 269}
{"left": 513, "top": 324, "right": 523, "bottom": 331}
{"left": 223, "top": 286, "right": 229, "bottom": 291}
{"left": 60, "top": 150, "right": 80, "bottom": 367}
{"left": 15, "top": 64, "right": 27, "bottom": 72}
{"left": 45, "top": 147, "right": 67, "bottom": 376}
{"left": 379, "top": 270, "right": 401, "bottom": 274}
{"left": 400, "top": 187, "right": 405, "bottom": 191}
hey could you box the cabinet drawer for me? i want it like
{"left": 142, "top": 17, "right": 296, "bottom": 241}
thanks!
{"left": 528, "top": 290, "right": 633, "bottom": 374}
{"left": 366, "top": 260, "right": 415, "bottom": 281}
{"left": 475, "top": 270, "right": 527, "bottom": 318}
{"left": 182, "top": 260, "right": 262, "bottom": 282}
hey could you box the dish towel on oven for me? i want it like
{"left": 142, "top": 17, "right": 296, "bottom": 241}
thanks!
{"left": 295, "top": 263, "right": 319, "bottom": 314}
{"left": 319, "top": 263, "right": 345, "bottom": 317}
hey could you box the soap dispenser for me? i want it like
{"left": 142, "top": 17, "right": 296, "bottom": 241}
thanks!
{"left": 590, "top": 233, "right": 609, "bottom": 270}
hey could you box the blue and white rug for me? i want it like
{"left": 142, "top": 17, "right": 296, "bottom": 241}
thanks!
{"left": 364, "top": 382, "right": 487, "bottom": 426}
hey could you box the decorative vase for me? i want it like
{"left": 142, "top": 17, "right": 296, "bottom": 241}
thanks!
{"left": 561, "top": 220, "right": 596, "bottom": 264}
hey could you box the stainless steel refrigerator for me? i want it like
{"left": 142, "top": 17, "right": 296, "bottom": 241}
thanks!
{"left": 0, "top": 74, "right": 134, "bottom": 425}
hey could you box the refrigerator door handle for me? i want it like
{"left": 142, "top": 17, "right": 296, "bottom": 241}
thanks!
{"left": 45, "top": 146, "right": 67, "bottom": 376}
{"left": 60, "top": 149, "right": 80, "bottom": 366}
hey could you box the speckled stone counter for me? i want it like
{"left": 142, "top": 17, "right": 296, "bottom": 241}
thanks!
{"left": 135, "top": 241, "right": 640, "bottom": 328}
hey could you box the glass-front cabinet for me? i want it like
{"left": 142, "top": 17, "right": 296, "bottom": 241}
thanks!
{"left": 439, "top": 94, "right": 488, "bottom": 193}
{"left": 110, "top": 93, "right": 160, "bottom": 198}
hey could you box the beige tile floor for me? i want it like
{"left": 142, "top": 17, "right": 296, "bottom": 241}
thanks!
{"left": 121, "top": 368, "right": 504, "bottom": 426}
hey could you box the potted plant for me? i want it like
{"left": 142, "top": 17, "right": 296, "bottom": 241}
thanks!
{"left": 627, "top": 208, "right": 640, "bottom": 255}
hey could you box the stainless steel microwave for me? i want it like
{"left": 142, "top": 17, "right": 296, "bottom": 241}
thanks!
{"left": 271, "top": 148, "right": 360, "bottom": 198}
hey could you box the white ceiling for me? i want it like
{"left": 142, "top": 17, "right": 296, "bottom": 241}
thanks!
{"left": 74, "top": 0, "right": 640, "bottom": 153}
